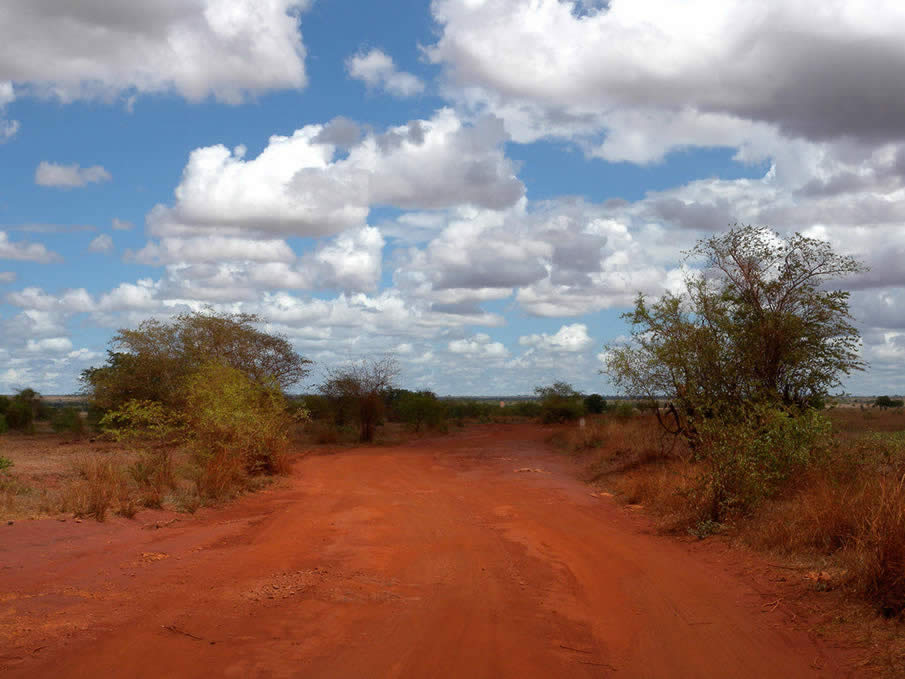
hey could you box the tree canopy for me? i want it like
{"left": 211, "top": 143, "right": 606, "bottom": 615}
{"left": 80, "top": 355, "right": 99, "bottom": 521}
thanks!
{"left": 320, "top": 356, "right": 399, "bottom": 442}
{"left": 82, "top": 310, "right": 310, "bottom": 409}
{"left": 604, "top": 225, "right": 865, "bottom": 438}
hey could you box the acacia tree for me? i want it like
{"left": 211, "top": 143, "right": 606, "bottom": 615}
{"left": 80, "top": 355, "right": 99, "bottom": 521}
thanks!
{"left": 82, "top": 310, "right": 311, "bottom": 409}
{"left": 605, "top": 225, "right": 866, "bottom": 439}
{"left": 320, "top": 356, "right": 399, "bottom": 442}
{"left": 604, "top": 225, "right": 865, "bottom": 519}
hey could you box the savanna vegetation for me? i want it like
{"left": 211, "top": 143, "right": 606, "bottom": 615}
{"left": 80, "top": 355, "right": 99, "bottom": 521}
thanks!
{"left": 1, "top": 311, "right": 311, "bottom": 521}
{"left": 558, "top": 225, "right": 905, "bottom": 649}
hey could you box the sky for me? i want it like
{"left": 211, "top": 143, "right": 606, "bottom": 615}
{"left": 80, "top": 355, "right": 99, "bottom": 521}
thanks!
{"left": 1, "top": 0, "right": 904, "bottom": 396}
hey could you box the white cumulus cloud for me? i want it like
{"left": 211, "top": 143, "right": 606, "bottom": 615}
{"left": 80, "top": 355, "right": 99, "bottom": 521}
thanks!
{"left": 519, "top": 324, "right": 593, "bottom": 352}
{"left": 347, "top": 48, "right": 424, "bottom": 97}
{"left": 0, "top": 0, "right": 311, "bottom": 104}
{"left": 0, "top": 231, "right": 61, "bottom": 262}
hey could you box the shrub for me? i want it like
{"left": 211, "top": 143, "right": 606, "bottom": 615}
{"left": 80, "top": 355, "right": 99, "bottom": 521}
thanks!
{"left": 510, "top": 400, "right": 542, "bottom": 418}
{"left": 535, "top": 381, "right": 585, "bottom": 424}
{"left": 81, "top": 310, "right": 311, "bottom": 410}
{"left": 320, "top": 356, "right": 399, "bottom": 443}
{"left": 184, "top": 361, "right": 294, "bottom": 498}
{"left": 0, "top": 414, "right": 7, "bottom": 435}
{"left": 0, "top": 456, "right": 12, "bottom": 474}
{"left": 392, "top": 390, "right": 446, "bottom": 432}
{"left": 51, "top": 406, "right": 86, "bottom": 436}
{"left": 3, "top": 389, "right": 47, "bottom": 433}
{"left": 875, "top": 395, "right": 905, "bottom": 409}
{"left": 584, "top": 394, "right": 607, "bottom": 414}
{"left": 100, "top": 399, "right": 182, "bottom": 443}
{"left": 693, "top": 406, "right": 831, "bottom": 521}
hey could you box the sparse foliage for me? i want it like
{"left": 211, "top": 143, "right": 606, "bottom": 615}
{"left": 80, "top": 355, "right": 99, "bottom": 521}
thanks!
{"left": 605, "top": 225, "right": 865, "bottom": 437}
{"left": 320, "top": 356, "right": 399, "bottom": 442}
{"left": 604, "top": 225, "right": 865, "bottom": 517}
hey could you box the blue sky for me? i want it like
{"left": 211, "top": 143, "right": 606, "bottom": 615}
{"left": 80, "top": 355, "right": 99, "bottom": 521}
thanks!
{"left": 1, "top": 1, "right": 904, "bottom": 396}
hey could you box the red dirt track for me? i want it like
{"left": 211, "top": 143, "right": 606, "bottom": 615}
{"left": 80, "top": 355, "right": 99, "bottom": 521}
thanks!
{"left": 2, "top": 425, "right": 863, "bottom": 677}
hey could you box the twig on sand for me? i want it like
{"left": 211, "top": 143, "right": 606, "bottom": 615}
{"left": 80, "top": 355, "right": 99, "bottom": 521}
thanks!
{"left": 560, "top": 644, "right": 594, "bottom": 654}
{"left": 577, "top": 660, "right": 618, "bottom": 670}
{"left": 162, "top": 625, "right": 204, "bottom": 641}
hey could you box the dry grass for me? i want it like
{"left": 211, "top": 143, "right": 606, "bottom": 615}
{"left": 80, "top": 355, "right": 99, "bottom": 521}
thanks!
{"left": 1, "top": 431, "right": 296, "bottom": 521}
{"left": 569, "top": 409, "right": 905, "bottom": 671}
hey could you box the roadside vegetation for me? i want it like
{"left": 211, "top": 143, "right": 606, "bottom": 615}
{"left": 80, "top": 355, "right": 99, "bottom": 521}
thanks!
{"left": 544, "top": 224, "right": 905, "bottom": 662}
{"left": 1, "top": 310, "right": 310, "bottom": 521}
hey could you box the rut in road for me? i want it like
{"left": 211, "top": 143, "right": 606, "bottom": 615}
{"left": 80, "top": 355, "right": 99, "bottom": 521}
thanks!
{"left": 1, "top": 424, "right": 862, "bottom": 678}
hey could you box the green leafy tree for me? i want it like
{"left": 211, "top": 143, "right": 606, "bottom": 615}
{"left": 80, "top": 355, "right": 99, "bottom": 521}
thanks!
{"left": 4, "top": 388, "right": 48, "bottom": 432}
{"left": 583, "top": 394, "right": 607, "bottom": 414}
{"left": 392, "top": 390, "right": 446, "bottom": 432}
{"left": 82, "top": 310, "right": 311, "bottom": 409}
{"left": 874, "top": 395, "right": 904, "bottom": 409}
{"left": 604, "top": 225, "right": 865, "bottom": 519}
{"left": 535, "top": 381, "right": 585, "bottom": 423}
{"left": 605, "top": 225, "right": 865, "bottom": 440}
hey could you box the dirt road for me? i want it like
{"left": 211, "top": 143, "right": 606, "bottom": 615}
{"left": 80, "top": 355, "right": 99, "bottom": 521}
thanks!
{"left": 1, "top": 425, "right": 862, "bottom": 677}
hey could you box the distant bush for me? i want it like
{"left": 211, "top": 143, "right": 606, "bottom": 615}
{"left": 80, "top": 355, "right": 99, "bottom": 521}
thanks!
{"left": 320, "top": 357, "right": 399, "bottom": 443}
{"left": 51, "top": 406, "right": 86, "bottom": 436}
{"left": 509, "top": 400, "right": 542, "bottom": 418}
{"left": 535, "top": 381, "right": 585, "bottom": 423}
{"left": 611, "top": 401, "right": 635, "bottom": 420}
{"left": 874, "top": 395, "right": 904, "bottom": 409}
{"left": 445, "top": 399, "right": 497, "bottom": 420}
{"left": 3, "top": 388, "right": 49, "bottom": 433}
{"left": 583, "top": 394, "right": 607, "bottom": 414}
{"left": 391, "top": 390, "right": 447, "bottom": 432}
{"left": 0, "top": 414, "right": 7, "bottom": 435}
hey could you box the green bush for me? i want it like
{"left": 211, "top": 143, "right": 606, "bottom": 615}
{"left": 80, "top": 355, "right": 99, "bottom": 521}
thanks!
{"left": 445, "top": 399, "right": 497, "bottom": 420}
{"left": 184, "top": 362, "right": 294, "bottom": 492}
{"left": 583, "top": 394, "right": 607, "bottom": 414}
{"left": 693, "top": 406, "right": 832, "bottom": 521}
{"left": 0, "top": 455, "right": 12, "bottom": 473}
{"left": 99, "top": 399, "right": 182, "bottom": 443}
{"left": 0, "top": 414, "right": 7, "bottom": 435}
{"left": 874, "top": 395, "right": 905, "bottom": 409}
{"left": 535, "top": 382, "right": 585, "bottom": 423}
{"left": 392, "top": 390, "right": 447, "bottom": 431}
{"left": 509, "top": 400, "right": 542, "bottom": 418}
{"left": 51, "top": 407, "right": 86, "bottom": 435}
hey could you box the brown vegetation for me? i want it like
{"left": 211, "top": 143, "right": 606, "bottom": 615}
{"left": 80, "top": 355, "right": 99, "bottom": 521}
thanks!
{"left": 561, "top": 407, "right": 905, "bottom": 670}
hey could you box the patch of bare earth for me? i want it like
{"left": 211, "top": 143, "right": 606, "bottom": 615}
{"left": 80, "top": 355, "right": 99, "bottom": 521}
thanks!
{"left": 2, "top": 424, "right": 869, "bottom": 677}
